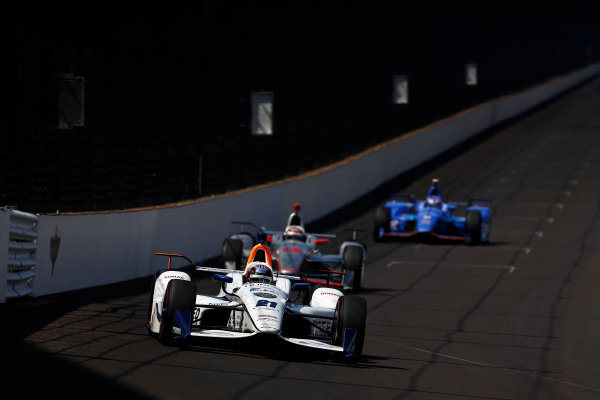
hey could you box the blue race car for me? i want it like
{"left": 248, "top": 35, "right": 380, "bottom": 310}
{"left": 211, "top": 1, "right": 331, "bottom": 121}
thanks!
{"left": 373, "top": 179, "right": 492, "bottom": 245}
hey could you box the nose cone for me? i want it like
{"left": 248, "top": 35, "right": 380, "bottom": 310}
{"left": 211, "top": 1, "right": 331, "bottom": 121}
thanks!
{"left": 276, "top": 244, "right": 307, "bottom": 273}
{"left": 256, "top": 323, "right": 280, "bottom": 334}
{"left": 417, "top": 213, "right": 438, "bottom": 232}
{"left": 253, "top": 301, "right": 284, "bottom": 333}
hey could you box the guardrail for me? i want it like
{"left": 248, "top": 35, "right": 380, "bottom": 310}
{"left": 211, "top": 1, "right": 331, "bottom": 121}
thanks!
{"left": 0, "top": 208, "right": 38, "bottom": 302}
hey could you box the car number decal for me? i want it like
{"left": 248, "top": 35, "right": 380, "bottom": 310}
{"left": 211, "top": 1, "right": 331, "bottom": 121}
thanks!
{"left": 256, "top": 300, "right": 278, "bottom": 308}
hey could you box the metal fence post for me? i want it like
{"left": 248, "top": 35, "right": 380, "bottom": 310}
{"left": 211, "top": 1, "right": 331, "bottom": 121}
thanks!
{"left": 0, "top": 212, "right": 8, "bottom": 303}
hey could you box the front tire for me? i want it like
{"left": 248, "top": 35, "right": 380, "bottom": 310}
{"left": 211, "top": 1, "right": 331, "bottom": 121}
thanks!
{"left": 221, "top": 238, "right": 243, "bottom": 269}
{"left": 465, "top": 210, "right": 482, "bottom": 245}
{"left": 334, "top": 295, "right": 367, "bottom": 357}
{"left": 158, "top": 279, "right": 196, "bottom": 345}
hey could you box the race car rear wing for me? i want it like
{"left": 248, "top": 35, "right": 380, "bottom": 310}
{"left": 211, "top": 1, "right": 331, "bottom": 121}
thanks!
{"left": 264, "top": 229, "right": 335, "bottom": 237}
{"left": 447, "top": 202, "right": 468, "bottom": 207}
{"left": 196, "top": 265, "right": 245, "bottom": 274}
{"left": 468, "top": 197, "right": 492, "bottom": 206}
{"left": 265, "top": 230, "right": 337, "bottom": 240}
{"left": 196, "top": 265, "right": 346, "bottom": 291}
{"left": 447, "top": 198, "right": 491, "bottom": 210}
{"left": 231, "top": 221, "right": 264, "bottom": 232}
{"left": 196, "top": 265, "right": 303, "bottom": 280}
{"left": 154, "top": 252, "right": 194, "bottom": 270}
{"left": 310, "top": 233, "right": 336, "bottom": 239}
{"left": 388, "top": 193, "right": 416, "bottom": 203}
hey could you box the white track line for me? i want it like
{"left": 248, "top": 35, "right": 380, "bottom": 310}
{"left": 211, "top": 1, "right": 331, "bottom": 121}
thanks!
{"left": 386, "top": 260, "right": 516, "bottom": 273}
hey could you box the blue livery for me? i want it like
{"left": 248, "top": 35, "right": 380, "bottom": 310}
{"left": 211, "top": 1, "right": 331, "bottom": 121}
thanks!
{"left": 373, "top": 179, "right": 492, "bottom": 245}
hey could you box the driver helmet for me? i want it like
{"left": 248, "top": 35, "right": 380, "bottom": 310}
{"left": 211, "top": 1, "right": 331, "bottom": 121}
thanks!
{"left": 427, "top": 196, "right": 441, "bottom": 206}
{"left": 244, "top": 262, "right": 274, "bottom": 284}
{"left": 284, "top": 225, "right": 306, "bottom": 241}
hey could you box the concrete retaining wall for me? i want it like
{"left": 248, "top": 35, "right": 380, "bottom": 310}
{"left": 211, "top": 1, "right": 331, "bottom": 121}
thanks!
{"left": 31, "top": 64, "right": 600, "bottom": 298}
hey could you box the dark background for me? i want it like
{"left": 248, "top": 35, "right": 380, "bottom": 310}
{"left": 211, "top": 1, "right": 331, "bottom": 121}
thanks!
{"left": 2, "top": 1, "right": 599, "bottom": 213}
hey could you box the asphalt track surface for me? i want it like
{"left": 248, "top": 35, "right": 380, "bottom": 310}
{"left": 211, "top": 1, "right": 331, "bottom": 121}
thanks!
{"left": 3, "top": 77, "right": 600, "bottom": 399}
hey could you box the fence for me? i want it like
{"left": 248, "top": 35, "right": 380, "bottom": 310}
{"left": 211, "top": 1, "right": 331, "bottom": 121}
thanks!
{"left": 0, "top": 208, "right": 38, "bottom": 302}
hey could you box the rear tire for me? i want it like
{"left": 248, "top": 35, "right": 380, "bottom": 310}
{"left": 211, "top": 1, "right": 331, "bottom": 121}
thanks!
{"left": 334, "top": 295, "right": 367, "bottom": 357}
{"left": 342, "top": 246, "right": 363, "bottom": 293}
{"left": 158, "top": 279, "right": 196, "bottom": 346}
{"left": 465, "top": 210, "right": 482, "bottom": 245}
{"left": 221, "top": 238, "right": 243, "bottom": 269}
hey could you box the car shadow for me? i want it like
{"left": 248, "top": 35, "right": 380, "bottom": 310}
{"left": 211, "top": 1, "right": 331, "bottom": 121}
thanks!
{"left": 184, "top": 335, "right": 408, "bottom": 369}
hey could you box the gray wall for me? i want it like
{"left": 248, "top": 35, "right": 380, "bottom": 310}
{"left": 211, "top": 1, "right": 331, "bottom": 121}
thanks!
{"left": 28, "top": 64, "right": 600, "bottom": 298}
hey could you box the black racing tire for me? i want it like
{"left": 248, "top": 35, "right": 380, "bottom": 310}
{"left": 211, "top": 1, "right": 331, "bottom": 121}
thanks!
{"left": 342, "top": 246, "right": 363, "bottom": 293}
{"left": 373, "top": 206, "right": 390, "bottom": 242}
{"left": 158, "top": 279, "right": 197, "bottom": 346}
{"left": 334, "top": 295, "right": 367, "bottom": 357}
{"left": 147, "top": 269, "right": 168, "bottom": 336}
{"left": 466, "top": 210, "right": 482, "bottom": 246}
{"left": 301, "top": 283, "right": 319, "bottom": 305}
{"left": 221, "top": 238, "right": 243, "bottom": 269}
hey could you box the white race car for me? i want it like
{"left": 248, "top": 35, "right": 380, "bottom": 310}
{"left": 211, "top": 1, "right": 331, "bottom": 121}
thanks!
{"left": 147, "top": 241, "right": 367, "bottom": 360}
{"left": 221, "top": 203, "right": 366, "bottom": 292}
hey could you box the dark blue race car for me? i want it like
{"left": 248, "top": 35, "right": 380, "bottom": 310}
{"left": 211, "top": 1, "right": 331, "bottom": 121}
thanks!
{"left": 373, "top": 179, "right": 492, "bottom": 245}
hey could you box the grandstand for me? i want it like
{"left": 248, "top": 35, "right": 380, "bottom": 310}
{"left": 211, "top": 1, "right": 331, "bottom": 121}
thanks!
{"left": 2, "top": 2, "right": 599, "bottom": 213}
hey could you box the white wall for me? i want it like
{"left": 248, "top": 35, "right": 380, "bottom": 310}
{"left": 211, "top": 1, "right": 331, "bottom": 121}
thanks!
{"left": 0, "top": 212, "right": 8, "bottom": 303}
{"left": 31, "top": 64, "right": 600, "bottom": 297}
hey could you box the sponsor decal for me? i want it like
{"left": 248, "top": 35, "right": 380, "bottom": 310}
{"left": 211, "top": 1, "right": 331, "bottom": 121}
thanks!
{"left": 282, "top": 246, "right": 303, "bottom": 254}
{"left": 309, "top": 318, "right": 332, "bottom": 338}
{"left": 318, "top": 292, "right": 341, "bottom": 297}
{"left": 250, "top": 287, "right": 278, "bottom": 297}
{"left": 253, "top": 292, "right": 277, "bottom": 299}
{"left": 162, "top": 275, "right": 185, "bottom": 280}
{"left": 193, "top": 308, "right": 201, "bottom": 322}
{"left": 258, "top": 314, "right": 278, "bottom": 319}
{"left": 249, "top": 283, "right": 273, "bottom": 289}
{"left": 250, "top": 287, "right": 275, "bottom": 292}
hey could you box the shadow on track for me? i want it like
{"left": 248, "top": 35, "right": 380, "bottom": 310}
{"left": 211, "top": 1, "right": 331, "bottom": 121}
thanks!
{"left": 182, "top": 335, "right": 409, "bottom": 371}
